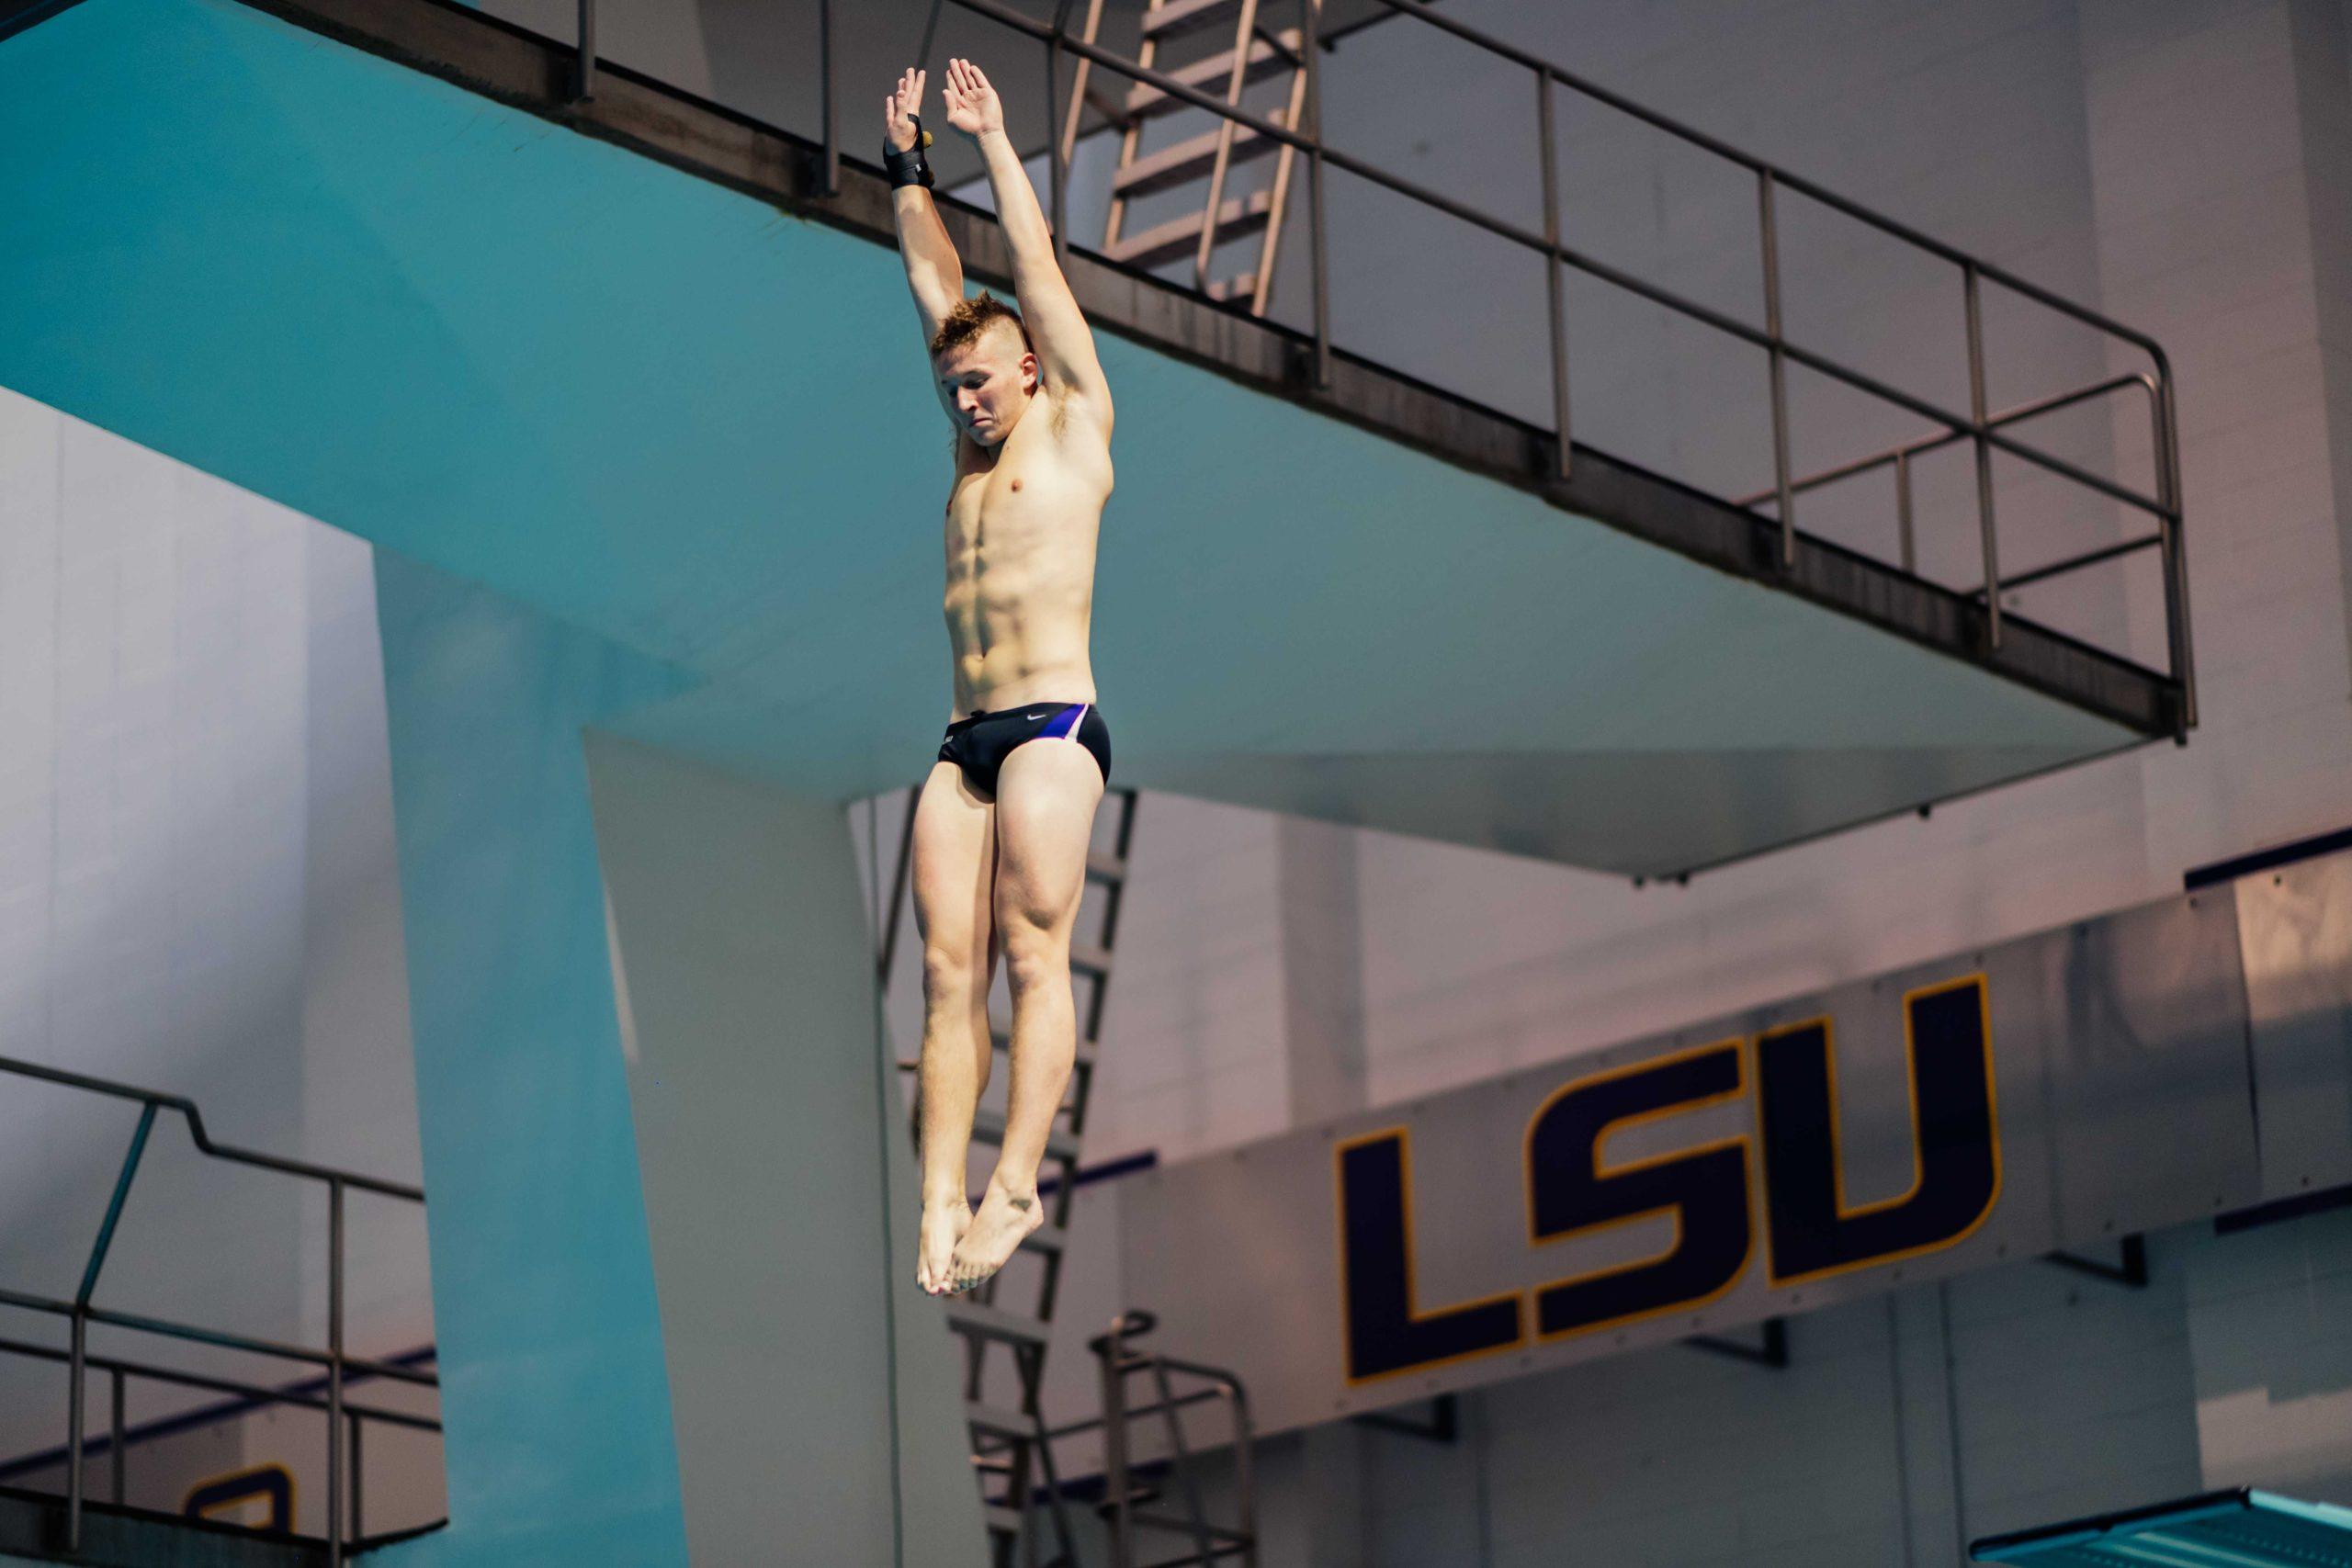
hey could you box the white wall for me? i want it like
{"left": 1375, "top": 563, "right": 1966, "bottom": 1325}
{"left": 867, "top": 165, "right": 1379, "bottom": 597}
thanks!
{"left": 0, "top": 387, "right": 435, "bottom": 1535}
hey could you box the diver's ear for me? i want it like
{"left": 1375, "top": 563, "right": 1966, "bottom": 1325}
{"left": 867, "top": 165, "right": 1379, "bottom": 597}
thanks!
{"left": 1023, "top": 350, "right": 1040, "bottom": 395}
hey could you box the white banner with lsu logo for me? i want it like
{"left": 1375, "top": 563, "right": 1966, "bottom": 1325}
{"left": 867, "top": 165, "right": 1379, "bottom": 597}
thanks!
{"left": 1118, "top": 863, "right": 2352, "bottom": 1438}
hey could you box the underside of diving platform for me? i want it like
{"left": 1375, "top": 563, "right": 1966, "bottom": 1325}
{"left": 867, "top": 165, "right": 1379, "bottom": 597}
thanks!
{"left": 0, "top": 0, "right": 2180, "bottom": 876}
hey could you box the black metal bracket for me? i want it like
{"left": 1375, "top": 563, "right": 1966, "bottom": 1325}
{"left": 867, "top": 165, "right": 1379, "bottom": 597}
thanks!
{"left": 2041, "top": 1234, "right": 2147, "bottom": 1288}
{"left": 1686, "top": 1316, "right": 1789, "bottom": 1369}
{"left": 1351, "top": 1393, "right": 1457, "bottom": 1443}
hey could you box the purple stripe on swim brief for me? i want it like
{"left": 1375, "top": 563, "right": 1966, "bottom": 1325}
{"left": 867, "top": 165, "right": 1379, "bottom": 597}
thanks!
{"left": 1041, "top": 703, "right": 1086, "bottom": 739}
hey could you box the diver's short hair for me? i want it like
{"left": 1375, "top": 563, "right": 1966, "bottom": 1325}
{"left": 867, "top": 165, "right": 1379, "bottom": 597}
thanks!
{"left": 929, "top": 290, "right": 1030, "bottom": 360}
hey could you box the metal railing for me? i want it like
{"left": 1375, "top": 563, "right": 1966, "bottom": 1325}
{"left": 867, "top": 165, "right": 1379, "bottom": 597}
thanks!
{"left": 772, "top": 0, "right": 2194, "bottom": 727}
{"left": 1074, "top": 1310, "right": 1256, "bottom": 1568}
{"left": 0, "top": 1055, "right": 435, "bottom": 1565}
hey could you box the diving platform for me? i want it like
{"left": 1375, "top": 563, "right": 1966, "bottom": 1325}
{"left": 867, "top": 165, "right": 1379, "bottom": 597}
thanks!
{"left": 1973, "top": 1488, "right": 2352, "bottom": 1566}
{"left": 0, "top": 0, "right": 2187, "bottom": 879}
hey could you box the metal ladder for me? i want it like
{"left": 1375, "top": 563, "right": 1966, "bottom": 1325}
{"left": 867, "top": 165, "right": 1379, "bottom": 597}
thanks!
{"left": 1059, "top": 0, "right": 1319, "bottom": 312}
{"left": 881, "top": 783, "right": 1143, "bottom": 1568}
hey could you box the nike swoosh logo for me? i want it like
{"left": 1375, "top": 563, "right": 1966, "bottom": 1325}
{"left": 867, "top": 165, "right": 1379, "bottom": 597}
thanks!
{"left": 1024, "top": 711, "right": 1050, "bottom": 720}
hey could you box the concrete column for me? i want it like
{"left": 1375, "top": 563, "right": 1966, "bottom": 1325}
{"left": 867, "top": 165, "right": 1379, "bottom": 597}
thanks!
{"left": 375, "top": 555, "right": 978, "bottom": 1564}
{"left": 582, "top": 732, "right": 980, "bottom": 1567}
{"left": 372, "top": 555, "right": 694, "bottom": 1566}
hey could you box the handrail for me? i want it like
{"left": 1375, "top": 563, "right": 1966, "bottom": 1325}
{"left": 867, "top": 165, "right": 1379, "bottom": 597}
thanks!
{"left": 1090, "top": 1310, "right": 1258, "bottom": 1568}
{"left": 0, "top": 1054, "right": 431, "bottom": 1562}
{"left": 829, "top": 0, "right": 2193, "bottom": 731}
{"left": 0, "top": 1055, "right": 424, "bottom": 1201}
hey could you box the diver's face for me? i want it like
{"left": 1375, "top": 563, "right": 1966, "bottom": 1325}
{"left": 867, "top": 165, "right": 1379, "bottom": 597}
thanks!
{"left": 934, "top": 326, "right": 1035, "bottom": 446}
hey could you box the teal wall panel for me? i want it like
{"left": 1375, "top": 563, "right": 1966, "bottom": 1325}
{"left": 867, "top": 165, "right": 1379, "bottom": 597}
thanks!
{"left": 372, "top": 550, "right": 696, "bottom": 1566}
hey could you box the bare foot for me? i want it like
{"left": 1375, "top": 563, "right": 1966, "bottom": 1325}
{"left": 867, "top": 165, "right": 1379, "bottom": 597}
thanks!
{"left": 944, "top": 1180, "right": 1044, "bottom": 1294}
{"left": 918, "top": 1200, "right": 972, "bottom": 1295}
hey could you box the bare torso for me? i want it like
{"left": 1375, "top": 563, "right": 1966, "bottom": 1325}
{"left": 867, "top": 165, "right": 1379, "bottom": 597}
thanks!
{"left": 944, "top": 389, "right": 1113, "bottom": 720}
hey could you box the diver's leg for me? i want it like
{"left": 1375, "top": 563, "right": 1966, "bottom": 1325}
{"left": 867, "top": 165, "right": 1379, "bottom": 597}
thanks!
{"left": 944, "top": 733, "right": 1103, "bottom": 1292}
{"left": 910, "top": 758, "right": 1001, "bottom": 1295}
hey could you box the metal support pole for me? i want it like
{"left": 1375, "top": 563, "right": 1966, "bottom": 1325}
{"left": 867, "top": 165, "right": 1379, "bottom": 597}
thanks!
{"left": 1894, "top": 447, "right": 1916, "bottom": 575}
{"left": 819, "top": 0, "right": 838, "bottom": 197}
{"left": 1099, "top": 1325, "right": 1135, "bottom": 1567}
{"left": 1963, "top": 263, "right": 2002, "bottom": 649}
{"left": 350, "top": 1415, "right": 365, "bottom": 1542}
{"left": 110, "top": 1369, "right": 126, "bottom": 1504}
{"left": 2151, "top": 375, "right": 2196, "bottom": 731}
{"left": 1046, "top": 31, "right": 1067, "bottom": 271}
{"left": 1228, "top": 1380, "right": 1259, "bottom": 1568}
{"left": 1538, "top": 70, "right": 1571, "bottom": 481}
{"left": 1758, "top": 171, "right": 1795, "bottom": 567}
{"left": 327, "top": 1177, "right": 345, "bottom": 1567}
{"left": 573, "top": 0, "right": 595, "bottom": 102}
{"left": 1302, "top": 0, "right": 1331, "bottom": 390}
{"left": 67, "top": 1310, "right": 86, "bottom": 1550}
{"left": 71, "top": 1102, "right": 156, "bottom": 1551}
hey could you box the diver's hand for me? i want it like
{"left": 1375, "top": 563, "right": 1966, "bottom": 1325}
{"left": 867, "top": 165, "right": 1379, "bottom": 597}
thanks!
{"left": 886, "top": 66, "right": 925, "bottom": 153}
{"left": 941, "top": 57, "right": 1004, "bottom": 140}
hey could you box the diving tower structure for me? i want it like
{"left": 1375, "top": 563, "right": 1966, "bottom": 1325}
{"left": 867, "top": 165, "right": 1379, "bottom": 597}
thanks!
{"left": 0, "top": 0, "right": 2190, "bottom": 882}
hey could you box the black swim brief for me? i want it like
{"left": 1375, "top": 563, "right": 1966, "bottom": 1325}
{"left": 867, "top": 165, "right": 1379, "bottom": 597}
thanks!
{"left": 937, "top": 700, "right": 1112, "bottom": 795}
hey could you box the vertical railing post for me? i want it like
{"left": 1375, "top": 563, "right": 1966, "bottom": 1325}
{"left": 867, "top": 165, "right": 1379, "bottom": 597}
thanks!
{"left": 1962, "top": 262, "right": 2002, "bottom": 649}
{"left": 1757, "top": 169, "right": 1795, "bottom": 568}
{"left": 70, "top": 1102, "right": 156, "bottom": 1552}
{"left": 66, "top": 1310, "right": 86, "bottom": 1549}
{"left": 350, "top": 1415, "right": 366, "bottom": 1543}
{"left": 573, "top": 0, "right": 595, "bottom": 102}
{"left": 1099, "top": 1323, "right": 1134, "bottom": 1567}
{"left": 1894, "top": 446, "right": 1916, "bottom": 576}
{"left": 1537, "top": 69, "right": 1571, "bottom": 481}
{"left": 110, "top": 1369, "right": 126, "bottom": 1505}
{"left": 819, "top": 0, "right": 839, "bottom": 197}
{"left": 327, "top": 1177, "right": 346, "bottom": 1568}
{"left": 1226, "top": 1380, "right": 1259, "bottom": 1568}
{"left": 1046, "top": 14, "right": 1069, "bottom": 272}
{"left": 2150, "top": 374, "right": 2195, "bottom": 732}
{"left": 1301, "top": 0, "right": 1331, "bottom": 391}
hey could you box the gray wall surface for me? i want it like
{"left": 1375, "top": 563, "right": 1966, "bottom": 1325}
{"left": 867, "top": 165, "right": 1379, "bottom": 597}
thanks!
{"left": 584, "top": 733, "right": 981, "bottom": 1567}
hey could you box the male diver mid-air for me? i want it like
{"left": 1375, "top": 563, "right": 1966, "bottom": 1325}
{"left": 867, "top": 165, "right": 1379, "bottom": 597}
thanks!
{"left": 886, "top": 59, "right": 1115, "bottom": 1296}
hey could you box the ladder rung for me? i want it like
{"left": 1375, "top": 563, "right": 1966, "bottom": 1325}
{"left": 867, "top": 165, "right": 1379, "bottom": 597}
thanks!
{"left": 1112, "top": 116, "right": 1285, "bottom": 200}
{"left": 1072, "top": 943, "right": 1114, "bottom": 978}
{"left": 1204, "top": 273, "right": 1261, "bottom": 304}
{"left": 1086, "top": 850, "right": 1128, "bottom": 883}
{"left": 983, "top": 1503, "right": 1026, "bottom": 1535}
{"left": 946, "top": 1301, "right": 1054, "bottom": 1348}
{"left": 966, "top": 1398, "right": 1046, "bottom": 1438}
{"left": 1141, "top": 0, "right": 1244, "bottom": 42}
{"left": 1106, "top": 189, "right": 1275, "bottom": 269}
{"left": 1124, "top": 30, "right": 1300, "bottom": 121}
{"left": 970, "top": 1109, "right": 1081, "bottom": 1163}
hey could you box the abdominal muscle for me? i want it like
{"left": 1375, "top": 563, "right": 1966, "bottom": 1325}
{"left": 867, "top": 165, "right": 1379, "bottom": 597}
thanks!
{"left": 943, "top": 421, "right": 1107, "bottom": 721}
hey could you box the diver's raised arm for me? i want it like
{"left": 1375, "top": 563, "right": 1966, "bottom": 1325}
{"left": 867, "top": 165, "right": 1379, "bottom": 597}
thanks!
{"left": 944, "top": 58, "right": 1112, "bottom": 418}
{"left": 886, "top": 67, "right": 965, "bottom": 345}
